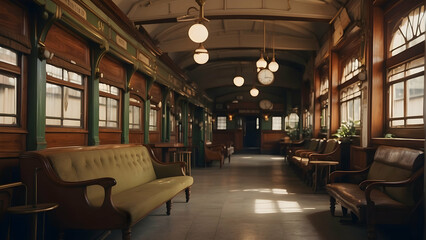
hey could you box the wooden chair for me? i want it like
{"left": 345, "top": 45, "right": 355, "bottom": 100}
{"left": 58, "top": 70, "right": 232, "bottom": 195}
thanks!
{"left": 204, "top": 143, "right": 225, "bottom": 168}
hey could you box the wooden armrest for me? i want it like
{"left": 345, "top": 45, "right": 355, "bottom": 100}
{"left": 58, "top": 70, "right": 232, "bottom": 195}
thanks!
{"left": 359, "top": 180, "right": 386, "bottom": 190}
{"left": 61, "top": 177, "right": 116, "bottom": 189}
{"left": 365, "top": 167, "right": 424, "bottom": 203}
{"left": 329, "top": 167, "right": 370, "bottom": 183}
{"left": 309, "top": 147, "right": 340, "bottom": 162}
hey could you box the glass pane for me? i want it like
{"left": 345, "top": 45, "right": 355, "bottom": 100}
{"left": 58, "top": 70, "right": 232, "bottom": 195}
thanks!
{"left": 46, "top": 64, "right": 63, "bottom": 79}
{"left": 63, "top": 119, "right": 81, "bottom": 127}
{"left": 99, "top": 120, "right": 106, "bottom": 127}
{"left": 99, "top": 83, "right": 109, "bottom": 93}
{"left": 0, "top": 116, "right": 16, "bottom": 125}
{"left": 108, "top": 98, "right": 118, "bottom": 122}
{"left": 390, "top": 82, "right": 404, "bottom": 118}
{"left": 0, "top": 74, "right": 17, "bottom": 116}
{"left": 46, "top": 83, "right": 62, "bottom": 118}
{"left": 149, "top": 108, "right": 157, "bottom": 131}
{"left": 348, "top": 100, "right": 354, "bottom": 122}
{"left": 129, "top": 106, "right": 134, "bottom": 125}
{"left": 63, "top": 87, "right": 81, "bottom": 119}
{"left": 99, "top": 96, "right": 107, "bottom": 122}
{"left": 407, "top": 76, "right": 424, "bottom": 117}
{"left": 340, "top": 102, "right": 347, "bottom": 124}
{"left": 0, "top": 47, "right": 17, "bottom": 66}
{"left": 111, "top": 86, "right": 119, "bottom": 96}
{"left": 407, "top": 118, "right": 424, "bottom": 125}
{"left": 391, "top": 120, "right": 404, "bottom": 127}
{"left": 65, "top": 70, "right": 83, "bottom": 85}
{"left": 133, "top": 106, "right": 140, "bottom": 128}
{"left": 354, "top": 97, "right": 361, "bottom": 122}
{"left": 217, "top": 116, "right": 226, "bottom": 130}
{"left": 46, "top": 119, "right": 61, "bottom": 126}
{"left": 272, "top": 116, "right": 282, "bottom": 130}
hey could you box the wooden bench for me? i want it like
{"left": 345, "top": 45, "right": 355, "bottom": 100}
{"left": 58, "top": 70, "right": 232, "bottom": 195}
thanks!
{"left": 326, "top": 145, "right": 424, "bottom": 240}
{"left": 19, "top": 144, "right": 193, "bottom": 240}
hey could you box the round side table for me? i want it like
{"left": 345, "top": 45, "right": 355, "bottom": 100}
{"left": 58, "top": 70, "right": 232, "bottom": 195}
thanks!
{"left": 7, "top": 203, "right": 58, "bottom": 240}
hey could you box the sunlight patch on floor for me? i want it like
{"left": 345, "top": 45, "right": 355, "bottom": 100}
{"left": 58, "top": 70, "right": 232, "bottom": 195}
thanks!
{"left": 255, "top": 199, "right": 303, "bottom": 214}
{"left": 229, "top": 188, "right": 290, "bottom": 195}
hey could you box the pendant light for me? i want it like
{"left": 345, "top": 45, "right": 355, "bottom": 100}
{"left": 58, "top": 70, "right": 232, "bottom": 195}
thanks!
{"left": 256, "top": 22, "right": 267, "bottom": 69}
{"left": 187, "top": 0, "right": 209, "bottom": 43}
{"left": 233, "top": 64, "right": 244, "bottom": 87}
{"left": 193, "top": 43, "right": 209, "bottom": 64}
{"left": 250, "top": 87, "right": 259, "bottom": 97}
{"left": 268, "top": 29, "right": 279, "bottom": 72}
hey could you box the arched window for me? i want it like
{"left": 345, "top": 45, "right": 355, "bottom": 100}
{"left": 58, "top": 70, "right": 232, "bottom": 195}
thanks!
{"left": 386, "top": 5, "right": 424, "bottom": 130}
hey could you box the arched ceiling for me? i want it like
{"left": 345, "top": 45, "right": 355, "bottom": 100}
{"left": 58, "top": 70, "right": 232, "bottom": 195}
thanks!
{"left": 112, "top": 0, "right": 346, "bottom": 105}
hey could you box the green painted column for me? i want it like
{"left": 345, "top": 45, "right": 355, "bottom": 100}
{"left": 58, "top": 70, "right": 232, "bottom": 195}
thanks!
{"left": 121, "top": 91, "right": 129, "bottom": 144}
{"left": 193, "top": 107, "right": 205, "bottom": 167}
{"left": 88, "top": 46, "right": 105, "bottom": 146}
{"left": 182, "top": 101, "right": 188, "bottom": 146}
{"left": 26, "top": 44, "right": 47, "bottom": 151}
{"left": 144, "top": 99, "right": 150, "bottom": 144}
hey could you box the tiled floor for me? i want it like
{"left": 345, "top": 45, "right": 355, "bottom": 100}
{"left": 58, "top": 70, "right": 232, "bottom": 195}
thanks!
{"left": 95, "top": 153, "right": 417, "bottom": 240}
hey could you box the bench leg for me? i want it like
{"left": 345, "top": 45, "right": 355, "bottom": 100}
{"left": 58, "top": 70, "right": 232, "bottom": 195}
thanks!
{"left": 330, "top": 196, "right": 336, "bottom": 216}
{"left": 185, "top": 187, "right": 191, "bottom": 202}
{"left": 166, "top": 200, "right": 172, "bottom": 215}
{"left": 122, "top": 228, "right": 131, "bottom": 240}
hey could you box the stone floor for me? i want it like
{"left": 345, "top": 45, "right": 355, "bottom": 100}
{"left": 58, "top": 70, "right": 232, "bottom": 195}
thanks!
{"left": 92, "top": 153, "right": 416, "bottom": 240}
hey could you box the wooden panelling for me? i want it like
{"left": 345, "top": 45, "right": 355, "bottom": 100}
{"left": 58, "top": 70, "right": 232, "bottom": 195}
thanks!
{"left": 129, "top": 72, "right": 147, "bottom": 100}
{"left": 0, "top": 133, "right": 26, "bottom": 158}
{"left": 372, "top": 138, "right": 424, "bottom": 149}
{"left": 149, "top": 132, "right": 161, "bottom": 144}
{"left": 99, "top": 55, "right": 126, "bottom": 89}
{"left": 213, "top": 129, "right": 243, "bottom": 151}
{"left": 0, "top": 0, "right": 30, "bottom": 51}
{"left": 99, "top": 132, "right": 121, "bottom": 144}
{"left": 129, "top": 132, "right": 143, "bottom": 144}
{"left": 45, "top": 132, "right": 87, "bottom": 148}
{"left": 350, "top": 145, "right": 376, "bottom": 170}
{"left": 149, "top": 83, "right": 162, "bottom": 104}
{"left": 260, "top": 131, "right": 286, "bottom": 154}
{"left": 45, "top": 24, "right": 90, "bottom": 72}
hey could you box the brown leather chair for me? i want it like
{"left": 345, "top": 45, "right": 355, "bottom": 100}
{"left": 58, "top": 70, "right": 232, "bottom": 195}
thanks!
{"left": 204, "top": 143, "right": 225, "bottom": 168}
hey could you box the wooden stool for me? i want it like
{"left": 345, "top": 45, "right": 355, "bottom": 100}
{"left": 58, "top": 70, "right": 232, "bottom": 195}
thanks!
{"left": 177, "top": 151, "right": 192, "bottom": 175}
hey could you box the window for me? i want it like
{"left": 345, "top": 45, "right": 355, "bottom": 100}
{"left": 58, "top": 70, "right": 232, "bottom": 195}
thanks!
{"left": 217, "top": 116, "right": 226, "bottom": 130}
{"left": 256, "top": 117, "right": 259, "bottom": 129}
{"left": 272, "top": 116, "right": 282, "bottom": 130}
{"left": 46, "top": 64, "right": 84, "bottom": 127}
{"left": 386, "top": 5, "right": 424, "bottom": 129}
{"left": 320, "top": 100, "right": 328, "bottom": 132}
{"left": 170, "top": 114, "right": 175, "bottom": 133}
{"left": 320, "top": 75, "right": 329, "bottom": 96}
{"left": 341, "top": 58, "right": 361, "bottom": 84}
{"left": 340, "top": 83, "right": 361, "bottom": 125}
{"left": 99, "top": 83, "right": 119, "bottom": 128}
{"left": 339, "top": 57, "right": 362, "bottom": 126}
{"left": 129, "top": 97, "right": 141, "bottom": 130}
{"left": 149, "top": 104, "right": 158, "bottom": 131}
{"left": 0, "top": 47, "right": 18, "bottom": 126}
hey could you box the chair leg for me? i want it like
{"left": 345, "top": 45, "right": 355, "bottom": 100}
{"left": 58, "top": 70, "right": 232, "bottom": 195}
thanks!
{"left": 341, "top": 206, "right": 348, "bottom": 217}
{"left": 122, "top": 228, "right": 131, "bottom": 240}
{"left": 166, "top": 200, "right": 172, "bottom": 215}
{"left": 185, "top": 187, "right": 191, "bottom": 202}
{"left": 330, "top": 196, "right": 336, "bottom": 216}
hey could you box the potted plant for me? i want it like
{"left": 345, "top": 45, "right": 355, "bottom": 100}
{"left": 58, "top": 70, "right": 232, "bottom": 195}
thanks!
{"left": 333, "top": 120, "right": 359, "bottom": 142}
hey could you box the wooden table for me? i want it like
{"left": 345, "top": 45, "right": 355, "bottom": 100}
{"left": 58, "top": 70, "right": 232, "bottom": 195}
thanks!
{"left": 309, "top": 160, "right": 339, "bottom": 192}
{"left": 150, "top": 142, "right": 185, "bottom": 162}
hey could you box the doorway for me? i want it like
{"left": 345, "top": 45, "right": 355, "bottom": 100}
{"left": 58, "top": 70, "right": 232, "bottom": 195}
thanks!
{"left": 243, "top": 116, "right": 260, "bottom": 151}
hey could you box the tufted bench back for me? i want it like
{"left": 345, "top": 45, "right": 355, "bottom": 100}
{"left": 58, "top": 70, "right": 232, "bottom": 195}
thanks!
{"left": 367, "top": 145, "right": 424, "bottom": 206}
{"left": 44, "top": 145, "right": 157, "bottom": 205}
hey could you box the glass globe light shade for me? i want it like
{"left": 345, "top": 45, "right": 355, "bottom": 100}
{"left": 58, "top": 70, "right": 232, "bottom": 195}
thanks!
{"left": 188, "top": 23, "right": 208, "bottom": 43}
{"left": 257, "top": 67, "right": 261, "bottom": 73}
{"left": 268, "top": 59, "right": 279, "bottom": 72}
{"left": 256, "top": 56, "right": 267, "bottom": 69}
{"left": 233, "top": 76, "right": 244, "bottom": 87}
{"left": 250, "top": 87, "right": 259, "bottom": 97}
{"left": 193, "top": 44, "right": 209, "bottom": 64}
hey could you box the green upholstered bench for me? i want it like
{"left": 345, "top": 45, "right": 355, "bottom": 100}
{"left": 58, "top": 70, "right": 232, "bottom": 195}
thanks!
{"left": 20, "top": 144, "right": 193, "bottom": 240}
{"left": 326, "top": 145, "right": 424, "bottom": 240}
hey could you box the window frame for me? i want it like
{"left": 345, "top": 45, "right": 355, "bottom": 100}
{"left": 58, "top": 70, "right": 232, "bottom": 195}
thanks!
{"left": 149, "top": 104, "right": 159, "bottom": 132}
{"left": 129, "top": 95, "right": 143, "bottom": 131}
{"left": 45, "top": 64, "right": 86, "bottom": 128}
{"left": 384, "top": 2, "right": 425, "bottom": 138}
{"left": 99, "top": 83, "right": 121, "bottom": 129}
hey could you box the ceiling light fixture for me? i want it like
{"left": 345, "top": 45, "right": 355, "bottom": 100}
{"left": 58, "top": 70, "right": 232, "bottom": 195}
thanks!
{"left": 256, "top": 22, "right": 267, "bottom": 69}
{"left": 268, "top": 31, "right": 279, "bottom": 72}
{"left": 193, "top": 43, "right": 209, "bottom": 64}
{"left": 250, "top": 87, "right": 259, "bottom": 97}
{"left": 186, "top": 0, "right": 209, "bottom": 44}
{"left": 233, "top": 64, "right": 244, "bottom": 87}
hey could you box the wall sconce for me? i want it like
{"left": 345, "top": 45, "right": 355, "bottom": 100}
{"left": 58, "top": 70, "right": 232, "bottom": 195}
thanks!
{"left": 228, "top": 115, "right": 233, "bottom": 121}
{"left": 38, "top": 43, "right": 54, "bottom": 60}
{"left": 264, "top": 114, "right": 269, "bottom": 121}
{"left": 95, "top": 68, "right": 103, "bottom": 79}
